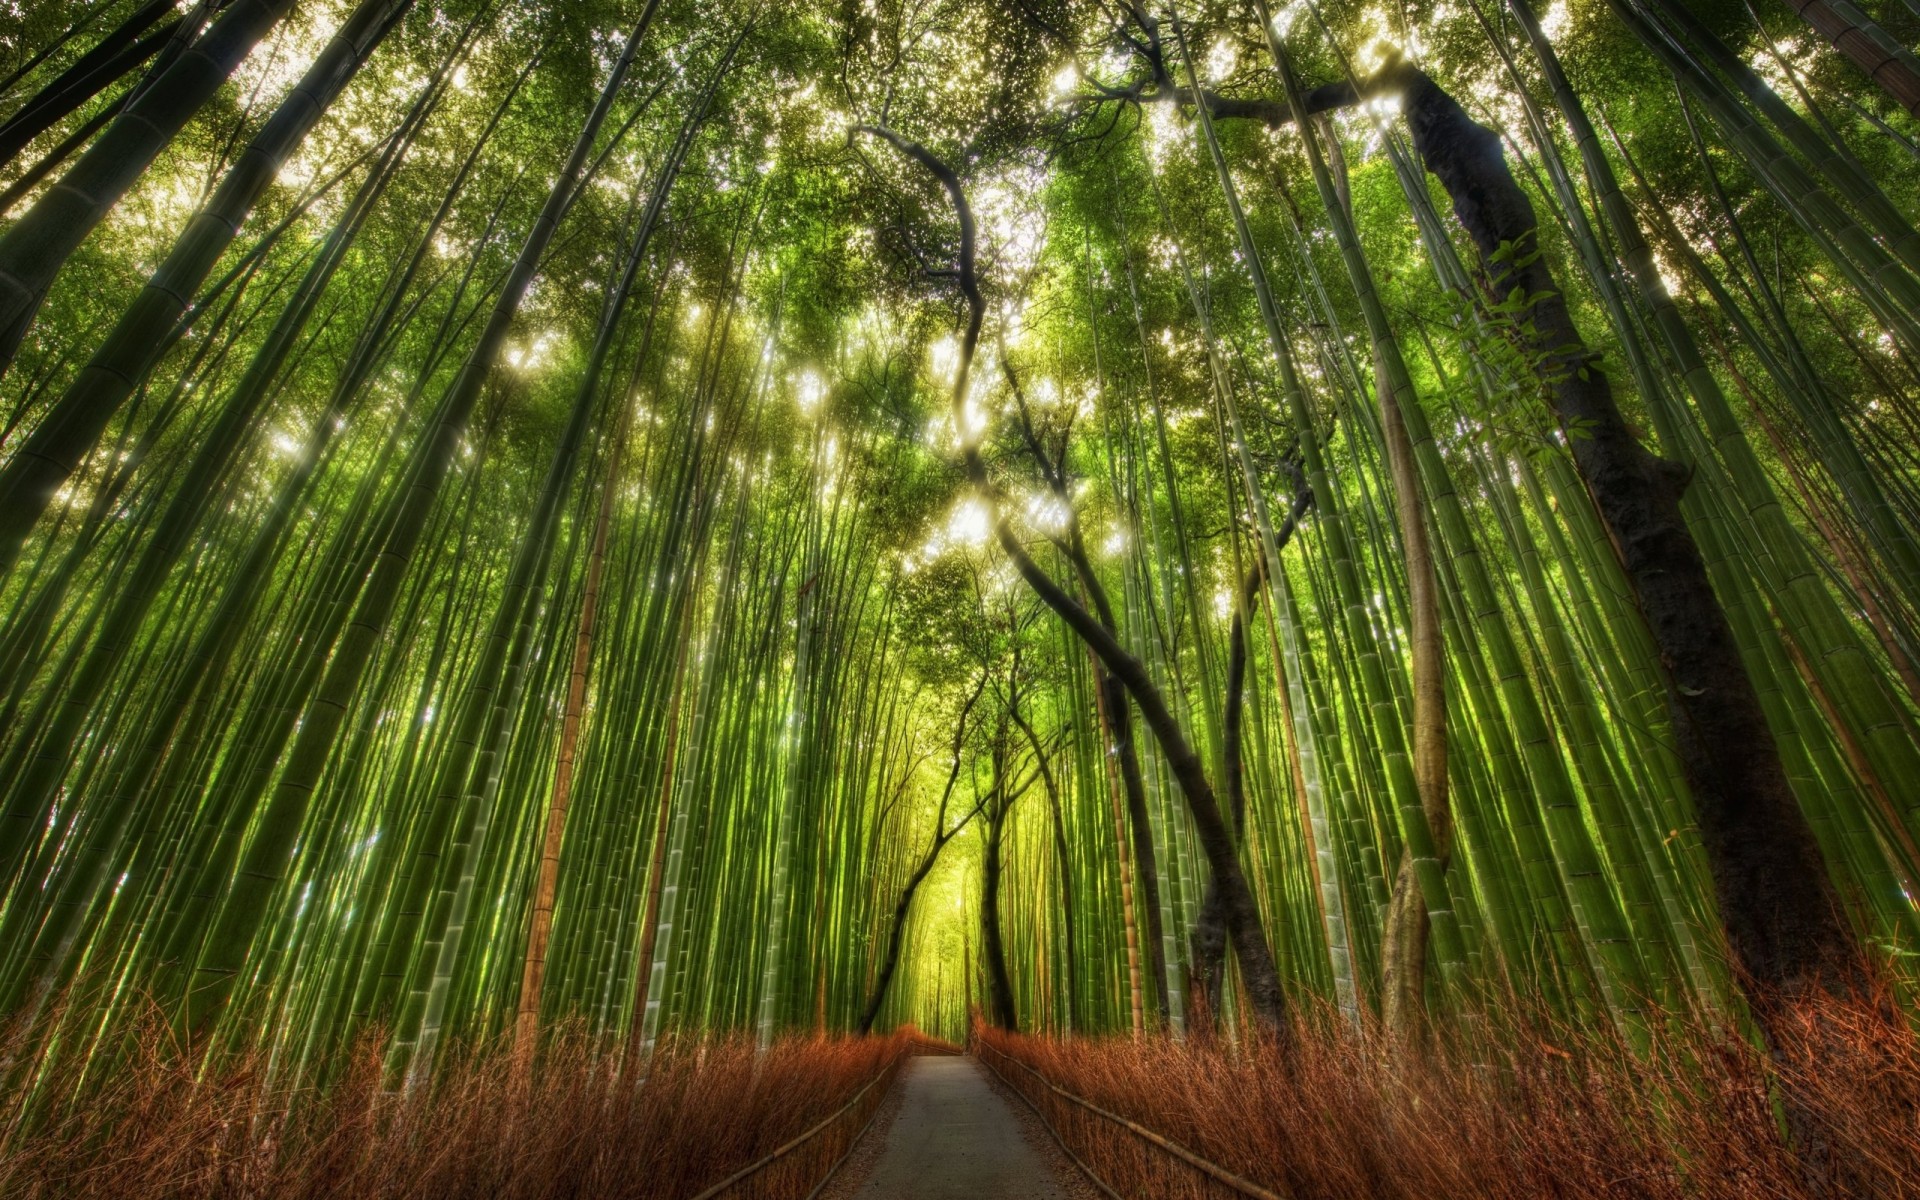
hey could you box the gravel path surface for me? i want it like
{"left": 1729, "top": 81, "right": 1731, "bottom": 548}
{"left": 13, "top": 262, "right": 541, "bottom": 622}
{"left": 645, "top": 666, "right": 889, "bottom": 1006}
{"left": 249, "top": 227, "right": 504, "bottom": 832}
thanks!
{"left": 815, "top": 1055, "right": 1095, "bottom": 1200}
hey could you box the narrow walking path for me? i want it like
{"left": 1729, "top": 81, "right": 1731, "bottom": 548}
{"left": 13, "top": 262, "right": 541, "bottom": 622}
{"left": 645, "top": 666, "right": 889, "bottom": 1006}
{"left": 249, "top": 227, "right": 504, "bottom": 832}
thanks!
{"left": 845, "top": 1055, "right": 1075, "bottom": 1199}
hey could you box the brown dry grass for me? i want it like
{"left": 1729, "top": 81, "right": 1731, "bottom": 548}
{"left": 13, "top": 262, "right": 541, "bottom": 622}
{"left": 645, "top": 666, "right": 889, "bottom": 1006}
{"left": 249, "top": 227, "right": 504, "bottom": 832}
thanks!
{"left": 0, "top": 1008, "right": 912, "bottom": 1200}
{"left": 977, "top": 993, "right": 1920, "bottom": 1199}
{"left": 8, "top": 989, "right": 1914, "bottom": 1199}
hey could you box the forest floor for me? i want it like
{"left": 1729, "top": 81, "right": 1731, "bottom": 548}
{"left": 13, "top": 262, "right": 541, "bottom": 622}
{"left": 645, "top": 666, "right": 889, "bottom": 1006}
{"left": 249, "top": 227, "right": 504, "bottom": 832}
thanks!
{"left": 820, "top": 1055, "right": 1092, "bottom": 1200}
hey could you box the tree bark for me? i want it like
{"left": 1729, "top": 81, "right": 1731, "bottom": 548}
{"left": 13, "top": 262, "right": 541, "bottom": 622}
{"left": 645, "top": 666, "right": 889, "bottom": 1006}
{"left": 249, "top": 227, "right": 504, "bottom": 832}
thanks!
{"left": 1190, "top": 485, "right": 1311, "bottom": 1021}
{"left": 858, "top": 676, "right": 985, "bottom": 1033}
{"left": 1782, "top": 0, "right": 1920, "bottom": 116}
{"left": 0, "top": 0, "right": 180, "bottom": 168}
{"left": 0, "top": 0, "right": 411, "bottom": 573}
{"left": 982, "top": 758, "right": 1020, "bottom": 1030}
{"left": 0, "top": 0, "right": 295, "bottom": 379}
{"left": 855, "top": 123, "right": 1292, "bottom": 1041}
{"left": 1379, "top": 57, "right": 1862, "bottom": 1010}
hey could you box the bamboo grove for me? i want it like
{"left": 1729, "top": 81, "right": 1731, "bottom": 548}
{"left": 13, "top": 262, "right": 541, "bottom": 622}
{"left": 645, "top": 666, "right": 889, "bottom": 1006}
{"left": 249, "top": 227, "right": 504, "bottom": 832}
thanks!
{"left": 0, "top": 0, "right": 1918, "bottom": 1114}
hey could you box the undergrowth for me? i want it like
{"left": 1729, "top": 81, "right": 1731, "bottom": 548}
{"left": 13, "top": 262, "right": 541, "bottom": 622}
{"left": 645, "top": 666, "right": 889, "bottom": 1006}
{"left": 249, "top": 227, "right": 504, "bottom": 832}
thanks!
{"left": 977, "top": 992, "right": 1920, "bottom": 1199}
{"left": 7, "top": 989, "right": 1916, "bottom": 1198}
{"left": 0, "top": 1005, "right": 909, "bottom": 1200}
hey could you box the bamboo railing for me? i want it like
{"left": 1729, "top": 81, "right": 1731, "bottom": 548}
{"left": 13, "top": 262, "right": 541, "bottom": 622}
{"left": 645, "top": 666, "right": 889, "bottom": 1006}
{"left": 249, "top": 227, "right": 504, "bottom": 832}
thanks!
{"left": 689, "top": 1034, "right": 955, "bottom": 1200}
{"left": 975, "top": 1038, "right": 1287, "bottom": 1200}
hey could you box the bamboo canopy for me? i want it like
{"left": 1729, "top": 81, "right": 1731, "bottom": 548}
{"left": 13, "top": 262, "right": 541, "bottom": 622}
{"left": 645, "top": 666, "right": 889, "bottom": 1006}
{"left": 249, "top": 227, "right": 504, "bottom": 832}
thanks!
{"left": 0, "top": 0, "right": 1916, "bottom": 1090}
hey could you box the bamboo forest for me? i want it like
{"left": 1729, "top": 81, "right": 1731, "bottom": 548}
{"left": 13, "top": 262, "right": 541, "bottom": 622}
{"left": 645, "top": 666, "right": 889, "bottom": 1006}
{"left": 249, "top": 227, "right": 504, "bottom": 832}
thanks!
{"left": 3, "top": 0, "right": 1920, "bottom": 1195}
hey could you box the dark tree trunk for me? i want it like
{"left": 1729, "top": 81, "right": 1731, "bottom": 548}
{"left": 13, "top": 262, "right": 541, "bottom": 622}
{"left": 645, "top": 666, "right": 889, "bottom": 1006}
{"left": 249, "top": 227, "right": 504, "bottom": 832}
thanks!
{"left": 1116, "top": 0, "right": 1869, "bottom": 1044}
{"left": 1190, "top": 567, "right": 1256, "bottom": 1023}
{"left": 860, "top": 844, "right": 937, "bottom": 1034}
{"left": 1048, "top": 502, "right": 1171, "bottom": 1025}
{"left": 982, "top": 795, "right": 1019, "bottom": 1030}
{"left": 1098, "top": 666, "right": 1169, "bottom": 1021}
{"left": 855, "top": 123, "right": 1292, "bottom": 1041}
{"left": 1190, "top": 487, "right": 1310, "bottom": 1022}
{"left": 0, "top": 0, "right": 410, "bottom": 573}
{"left": 859, "top": 675, "right": 985, "bottom": 1034}
{"left": 0, "top": 0, "right": 180, "bottom": 168}
{"left": 1389, "top": 61, "right": 1876, "bottom": 1179}
{"left": 1300, "top": 68, "right": 1883, "bottom": 1179}
{"left": 1785, "top": 0, "right": 1920, "bottom": 117}
{"left": 0, "top": 99, "right": 122, "bottom": 218}
{"left": 0, "top": 0, "right": 296, "bottom": 378}
{"left": 0, "top": 5, "right": 126, "bottom": 102}
{"left": 1385, "top": 61, "right": 1862, "bottom": 1010}
{"left": 1012, "top": 704, "right": 1077, "bottom": 1027}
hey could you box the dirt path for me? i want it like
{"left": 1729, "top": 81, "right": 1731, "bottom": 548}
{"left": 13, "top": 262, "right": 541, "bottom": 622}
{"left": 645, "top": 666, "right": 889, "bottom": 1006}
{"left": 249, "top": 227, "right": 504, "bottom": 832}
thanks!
{"left": 830, "top": 1056, "right": 1079, "bottom": 1200}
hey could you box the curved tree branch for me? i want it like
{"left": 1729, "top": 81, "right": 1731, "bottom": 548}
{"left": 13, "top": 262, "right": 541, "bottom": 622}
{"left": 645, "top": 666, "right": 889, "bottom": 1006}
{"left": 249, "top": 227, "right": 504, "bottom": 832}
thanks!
{"left": 854, "top": 122, "right": 1291, "bottom": 1038}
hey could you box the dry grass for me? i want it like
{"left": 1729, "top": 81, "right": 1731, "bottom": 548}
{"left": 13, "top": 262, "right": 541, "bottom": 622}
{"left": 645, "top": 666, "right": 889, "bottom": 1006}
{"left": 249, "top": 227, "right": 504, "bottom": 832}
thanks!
{"left": 8, "top": 988, "right": 1914, "bottom": 1199}
{"left": 977, "top": 993, "right": 1920, "bottom": 1199}
{"left": 0, "top": 1008, "right": 912, "bottom": 1200}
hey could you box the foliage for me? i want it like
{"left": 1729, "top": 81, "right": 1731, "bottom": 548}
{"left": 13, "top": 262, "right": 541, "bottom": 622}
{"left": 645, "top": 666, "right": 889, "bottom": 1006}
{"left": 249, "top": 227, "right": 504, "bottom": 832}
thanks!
{"left": 0, "top": 0, "right": 1915, "bottom": 1166}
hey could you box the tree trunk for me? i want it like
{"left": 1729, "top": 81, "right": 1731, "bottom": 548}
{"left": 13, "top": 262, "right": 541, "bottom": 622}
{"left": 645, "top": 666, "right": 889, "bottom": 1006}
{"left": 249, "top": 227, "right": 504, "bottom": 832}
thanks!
{"left": 1053, "top": 506, "right": 1169, "bottom": 1024}
{"left": 182, "top": 0, "right": 666, "bottom": 1043}
{"left": 514, "top": 396, "right": 636, "bottom": 1074}
{"left": 861, "top": 848, "right": 932, "bottom": 1034}
{"left": 1089, "top": 649, "right": 1146, "bottom": 1038}
{"left": 1092, "top": 662, "right": 1167, "bottom": 1026}
{"left": 1011, "top": 704, "right": 1076, "bottom": 1030}
{"left": 1371, "top": 323, "right": 1451, "bottom": 1042}
{"left": 624, "top": 618, "right": 692, "bottom": 1059}
{"left": 0, "top": 0, "right": 412, "bottom": 573}
{"left": 0, "top": 0, "right": 295, "bottom": 378}
{"left": 1190, "top": 483, "right": 1310, "bottom": 1021}
{"left": 1381, "top": 56, "right": 1870, "bottom": 1176}
{"left": 854, "top": 123, "right": 1292, "bottom": 1041}
{"left": 1782, "top": 0, "right": 1920, "bottom": 116}
{"left": 982, "top": 788, "right": 1018, "bottom": 1030}
{"left": 0, "top": 99, "right": 122, "bottom": 219}
{"left": 1391, "top": 55, "right": 1862, "bottom": 998}
{"left": 859, "top": 676, "right": 983, "bottom": 1033}
{"left": 0, "top": 0, "right": 180, "bottom": 169}
{"left": 0, "top": 4, "right": 135, "bottom": 104}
